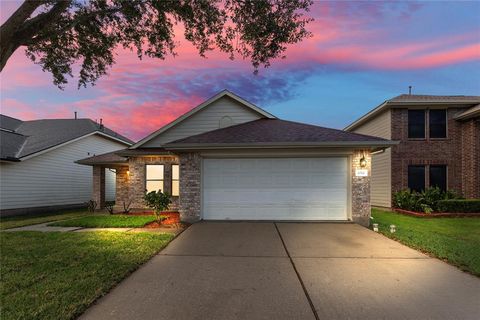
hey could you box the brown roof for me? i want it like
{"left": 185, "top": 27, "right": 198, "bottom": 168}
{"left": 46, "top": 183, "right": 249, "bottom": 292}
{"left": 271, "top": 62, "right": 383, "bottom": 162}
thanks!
{"left": 389, "top": 94, "right": 480, "bottom": 103}
{"left": 76, "top": 150, "right": 128, "bottom": 165}
{"left": 165, "top": 119, "right": 396, "bottom": 149}
{"left": 76, "top": 148, "right": 173, "bottom": 166}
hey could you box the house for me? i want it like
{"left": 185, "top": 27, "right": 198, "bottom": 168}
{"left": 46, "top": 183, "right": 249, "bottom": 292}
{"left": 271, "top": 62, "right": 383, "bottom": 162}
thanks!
{"left": 0, "top": 115, "right": 133, "bottom": 215}
{"left": 78, "top": 90, "right": 396, "bottom": 226}
{"left": 345, "top": 94, "right": 480, "bottom": 208}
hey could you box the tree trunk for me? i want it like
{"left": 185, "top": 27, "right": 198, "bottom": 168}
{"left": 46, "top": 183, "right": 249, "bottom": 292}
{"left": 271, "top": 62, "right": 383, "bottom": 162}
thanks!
{"left": 0, "top": 0, "right": 70, "bottom": 71}
{"left": 0, "top": 1, "right": 43, "bottom": 71}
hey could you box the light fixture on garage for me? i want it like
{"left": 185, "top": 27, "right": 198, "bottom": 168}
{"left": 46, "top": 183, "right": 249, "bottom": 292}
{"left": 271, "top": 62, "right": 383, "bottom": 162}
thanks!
{"left": 359, "top": 155, "right": 367, "bottom": 168}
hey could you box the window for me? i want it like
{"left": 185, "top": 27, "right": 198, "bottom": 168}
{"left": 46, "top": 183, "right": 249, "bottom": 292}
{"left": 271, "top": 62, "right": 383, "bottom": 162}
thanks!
{"left": 429, "top": 109, "right": 447, "bottom": 138}
{"left": 408, "top": 165, "right": 425, "bottom": 192}
{"left": 408, "top": 110, "right": 425, "bottom": 139}
{"left": 171, "top": 164, "right": 180, "bottom": 196}
{"left": 430, "top": 165, "right": 447, "bottom": 191}
{"left": 146, "top": 165, "right": 164, "bottom": 193}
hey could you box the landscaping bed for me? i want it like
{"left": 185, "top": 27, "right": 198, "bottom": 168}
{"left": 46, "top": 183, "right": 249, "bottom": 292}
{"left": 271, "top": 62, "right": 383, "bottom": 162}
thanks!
{"left": 48, "top": 215, "right": 156, "bottom": 228}
{"left": 371, "top": 208, "right": 480, "bottom": 276}
{"left": 0, "top": 231, "right": 174, "bottom": 320}
{"left": 393, "top": 208, "right": 479, "bottom": 218}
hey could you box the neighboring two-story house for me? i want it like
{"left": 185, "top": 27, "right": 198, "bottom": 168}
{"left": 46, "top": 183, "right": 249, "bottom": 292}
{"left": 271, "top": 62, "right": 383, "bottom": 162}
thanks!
{"left": 345, "top": 94, "right": 480, "bottom": 208}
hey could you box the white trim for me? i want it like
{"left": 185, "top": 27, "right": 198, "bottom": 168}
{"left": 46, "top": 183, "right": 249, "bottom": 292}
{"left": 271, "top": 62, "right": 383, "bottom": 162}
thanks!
{"left": 19, "top": 131, "right": 131, "bottom": 161}
{"left": 131, "top": 90, "right": 276, "bottom": 149}
{"left": 454, "top": 104, "right": 480, "bottom": 120}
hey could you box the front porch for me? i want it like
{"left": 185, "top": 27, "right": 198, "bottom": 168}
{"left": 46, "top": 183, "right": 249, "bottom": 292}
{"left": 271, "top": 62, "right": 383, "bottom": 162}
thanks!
{"left": 80, "top": 150, "right": 180, "bottom": 214}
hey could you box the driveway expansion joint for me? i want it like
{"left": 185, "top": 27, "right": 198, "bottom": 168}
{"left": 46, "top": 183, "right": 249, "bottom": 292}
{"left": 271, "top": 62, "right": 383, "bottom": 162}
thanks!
{"left": 274, "top": 222, "right": 320, "bottom": 320}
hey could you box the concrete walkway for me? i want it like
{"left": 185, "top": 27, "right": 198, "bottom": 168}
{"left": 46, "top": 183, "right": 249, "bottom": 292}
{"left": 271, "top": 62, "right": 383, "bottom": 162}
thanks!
{"left": 3, "top": 222, "right": 181, "bottom": 234}
{"left": 80, "top": 222, "right": 480, "bottom": 320}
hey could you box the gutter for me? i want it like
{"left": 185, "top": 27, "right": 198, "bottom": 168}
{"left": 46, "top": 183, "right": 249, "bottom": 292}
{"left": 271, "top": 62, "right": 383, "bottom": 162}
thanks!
{"left": 164, "top": 140, "right": 399, "bottom": 151}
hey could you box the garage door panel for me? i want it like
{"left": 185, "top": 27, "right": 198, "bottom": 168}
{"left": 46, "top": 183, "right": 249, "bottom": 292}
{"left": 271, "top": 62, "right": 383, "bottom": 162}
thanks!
{"left": 203, "top": 158, "right": 348, "bottom": 220}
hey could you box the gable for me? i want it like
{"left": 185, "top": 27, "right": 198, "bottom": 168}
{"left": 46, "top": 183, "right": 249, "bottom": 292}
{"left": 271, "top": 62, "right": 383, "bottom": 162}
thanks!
{"left": 141, "top": 95, "right": 269, "bottom": 147}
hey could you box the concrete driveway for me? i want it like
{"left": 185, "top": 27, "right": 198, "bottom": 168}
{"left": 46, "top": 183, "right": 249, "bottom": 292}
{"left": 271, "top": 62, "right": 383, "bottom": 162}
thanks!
{"left": 81, "top": 222, "right": 480, "bottom": 320}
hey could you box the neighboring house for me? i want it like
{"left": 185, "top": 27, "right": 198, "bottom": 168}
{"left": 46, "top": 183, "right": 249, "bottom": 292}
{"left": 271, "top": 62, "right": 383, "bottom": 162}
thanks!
{"left": 345, "top": 94, "right": 480, "bottom": 208}
{"left": 78, "top": 90, "right": 395, "bottom": 226}
{"left": 0, "top": 115, "right": 133, "bottom": 215}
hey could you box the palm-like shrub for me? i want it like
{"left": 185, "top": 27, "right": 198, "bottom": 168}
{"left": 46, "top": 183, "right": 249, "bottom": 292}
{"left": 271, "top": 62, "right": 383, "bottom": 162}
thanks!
{"left": 393, "top": 187, "right": 461, "bottom": 213}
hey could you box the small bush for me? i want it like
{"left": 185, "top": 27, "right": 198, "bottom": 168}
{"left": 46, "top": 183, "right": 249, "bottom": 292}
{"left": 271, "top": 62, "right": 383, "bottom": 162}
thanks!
{"left": 143, "top": 190, "right": 172, "bottom": 223}
{"left": 105, "top": 201, "right": 115, "bottom": 214}
{"left": 122, "top": 200, "right": 132, "bottom": 214}
{"left": 393, "top": 187, "right": 462, "bottom": 213}
{"left": 85, "top": 200, "right": 97, "bottom": 212}
{"left": 437, "top": 199, "right": 480, "bottom": 213}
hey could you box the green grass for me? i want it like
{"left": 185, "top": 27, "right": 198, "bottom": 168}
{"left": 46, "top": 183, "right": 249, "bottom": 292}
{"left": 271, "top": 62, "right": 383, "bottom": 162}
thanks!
{"left": 372, "top": 208, "right": 480, "bottom": 276}
{"left": 0, "top": 210, "right": 89, "bottom": 230}
{"left": 48, "top": 215, "right": 156, "bottom": 228}
{"left": 0, "top": 231, "right": 174, "bottom": 320}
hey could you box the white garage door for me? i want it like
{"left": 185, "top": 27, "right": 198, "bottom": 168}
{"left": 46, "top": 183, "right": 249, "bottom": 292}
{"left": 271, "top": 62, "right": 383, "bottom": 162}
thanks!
{"left": 202, "top": 158, "right": 348, "bottom": 220}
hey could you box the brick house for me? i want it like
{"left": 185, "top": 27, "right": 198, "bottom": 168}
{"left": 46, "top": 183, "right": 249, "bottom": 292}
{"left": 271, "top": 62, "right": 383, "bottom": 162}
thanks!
{"left": 78, "top": 90, "right": 395, "bottom": 226}
{"left": 345, "top": 94, "right": 480, "bottom": 208}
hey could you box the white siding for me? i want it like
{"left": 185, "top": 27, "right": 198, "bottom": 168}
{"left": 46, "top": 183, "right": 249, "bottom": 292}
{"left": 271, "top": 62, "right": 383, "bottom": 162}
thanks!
{"left": 105, "top": 168, "right": 116, "bottom": 202}
{"left": 352, "top": 110, "right": 392, "bottom": 207}
{"left": 142, "top": 96, "right": 263, "bottom": 146}
{"left": 0, "top": 135, "right": 126, "bottom": 210}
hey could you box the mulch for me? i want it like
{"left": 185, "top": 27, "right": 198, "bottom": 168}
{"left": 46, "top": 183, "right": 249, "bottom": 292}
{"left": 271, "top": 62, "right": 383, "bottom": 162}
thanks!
{"left": 394, "top": 208, "right": 480, "bottom": 218}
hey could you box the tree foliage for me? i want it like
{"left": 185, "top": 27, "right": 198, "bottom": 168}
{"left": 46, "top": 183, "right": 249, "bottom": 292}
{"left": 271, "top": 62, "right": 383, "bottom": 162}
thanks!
{"left": 0, "top": 0, "right": 313, "bottom": 88}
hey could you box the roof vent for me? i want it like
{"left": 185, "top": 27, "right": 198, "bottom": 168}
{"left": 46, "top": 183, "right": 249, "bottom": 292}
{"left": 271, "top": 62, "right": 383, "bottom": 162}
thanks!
{"left": 99, "top": 118, "right": 104, "bottom": 131}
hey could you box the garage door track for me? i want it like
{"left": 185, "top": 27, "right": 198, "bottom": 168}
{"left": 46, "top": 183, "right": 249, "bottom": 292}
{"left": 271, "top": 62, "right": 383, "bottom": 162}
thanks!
{"left": 81, "top": 222, "right": 480, "bottom": 320}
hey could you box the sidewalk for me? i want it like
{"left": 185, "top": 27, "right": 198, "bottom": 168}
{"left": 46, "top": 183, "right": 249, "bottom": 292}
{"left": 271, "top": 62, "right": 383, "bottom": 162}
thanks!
{"left": 3, "top": 222, "right": 182, "bottom": 234}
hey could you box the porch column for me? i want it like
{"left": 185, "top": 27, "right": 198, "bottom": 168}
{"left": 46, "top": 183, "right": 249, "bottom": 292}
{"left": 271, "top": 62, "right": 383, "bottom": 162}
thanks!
{"left": 93, "top": 166, "right": 106, "bottom": 210}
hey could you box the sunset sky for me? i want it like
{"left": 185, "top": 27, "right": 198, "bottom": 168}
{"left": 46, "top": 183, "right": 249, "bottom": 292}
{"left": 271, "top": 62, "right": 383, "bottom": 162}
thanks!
{"left": 1, "top": 1, "right": 479, "bottom": 141}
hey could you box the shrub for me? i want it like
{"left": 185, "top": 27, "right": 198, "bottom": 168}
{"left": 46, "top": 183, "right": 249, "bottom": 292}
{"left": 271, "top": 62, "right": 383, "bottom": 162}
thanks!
{"left": 437, "top": 199, "right": 480, "bottom": 213}
{"left": 122, "top": 200, "right": 132, "bottom": 214}
{"left": 393, "top": 187, "right": 462, "bottom": 213}
{"left": 105, "top": 201, "right": 115, "bottom": 214}
{"left": 143, "top": 190, "right": 172, "bottom": 223}
{"left": 85, "top": 200, "right": 97, "bottom": 212}
{"left": 393, "top": 189, "right": 422, "bottom": 212}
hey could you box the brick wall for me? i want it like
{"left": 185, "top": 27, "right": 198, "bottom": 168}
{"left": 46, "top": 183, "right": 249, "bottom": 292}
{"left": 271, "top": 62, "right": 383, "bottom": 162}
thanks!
{"left": 460, "top": 118, "right": 480, "bottom": 198}
{"left": 106, "top": 156, "right": 180, "bottom": 212}
{"left": 178, "top": 152, "right": 201, "bottom": 222}
{"left": 351, "top": 150, "right": 371, "bottom": 226}
{"left": 390, "top": 108, "right": 466, "bottom": 197}
{"left": 113, "top": 166, "right": 130, "bottom": 212}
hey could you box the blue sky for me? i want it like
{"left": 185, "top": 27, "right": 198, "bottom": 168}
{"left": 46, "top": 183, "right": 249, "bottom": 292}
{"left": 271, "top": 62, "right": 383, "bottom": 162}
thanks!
{"left": 1, "top": 1, "right": 479, "bottom": 140}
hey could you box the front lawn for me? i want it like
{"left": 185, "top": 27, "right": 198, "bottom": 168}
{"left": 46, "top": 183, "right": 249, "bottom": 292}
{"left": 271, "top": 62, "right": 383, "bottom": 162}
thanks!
{"left": 48, "top": 215, "right": 156, "bottom": 228}
{"left": 0, "top": 210, "right": 89, "bottom": 230}
{"left": 0, "top": 231, "right": 174, "bottom": 320}
{"left": 372, "top": 208, "right": 480, "bottom": 276}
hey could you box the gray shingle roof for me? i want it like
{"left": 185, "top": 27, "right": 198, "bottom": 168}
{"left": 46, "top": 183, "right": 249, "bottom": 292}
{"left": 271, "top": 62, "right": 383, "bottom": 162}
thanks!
{"left": 0, "top": 114, "right": 23, "bottom": 131}
{"left": 389, "top": 94, "right": 480, "bottom": 103}
{"left": 0, "top": 115, "right": 133, "bottom": 161}
{"left": 165, "top": 119, "right": 395, "bottom": 148}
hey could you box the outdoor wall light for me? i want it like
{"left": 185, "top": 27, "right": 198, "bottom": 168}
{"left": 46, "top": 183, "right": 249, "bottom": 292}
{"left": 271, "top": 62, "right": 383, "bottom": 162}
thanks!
{"left": 390, "top": 224, "right": 396, "bottom": 233}
{"left": 126, "top": 170, "right": 130, "bottom": 175}
{"left": 359, "top": 155, "right": 367, "bottom": 168}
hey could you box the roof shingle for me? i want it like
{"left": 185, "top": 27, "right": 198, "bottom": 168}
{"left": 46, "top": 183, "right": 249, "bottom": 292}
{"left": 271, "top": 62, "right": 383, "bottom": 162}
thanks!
{"left": 0, "top": 115, "right": 133, "bottom": 161}
{"left": 166, "top": 119, "right": 394, "bottom": 147}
